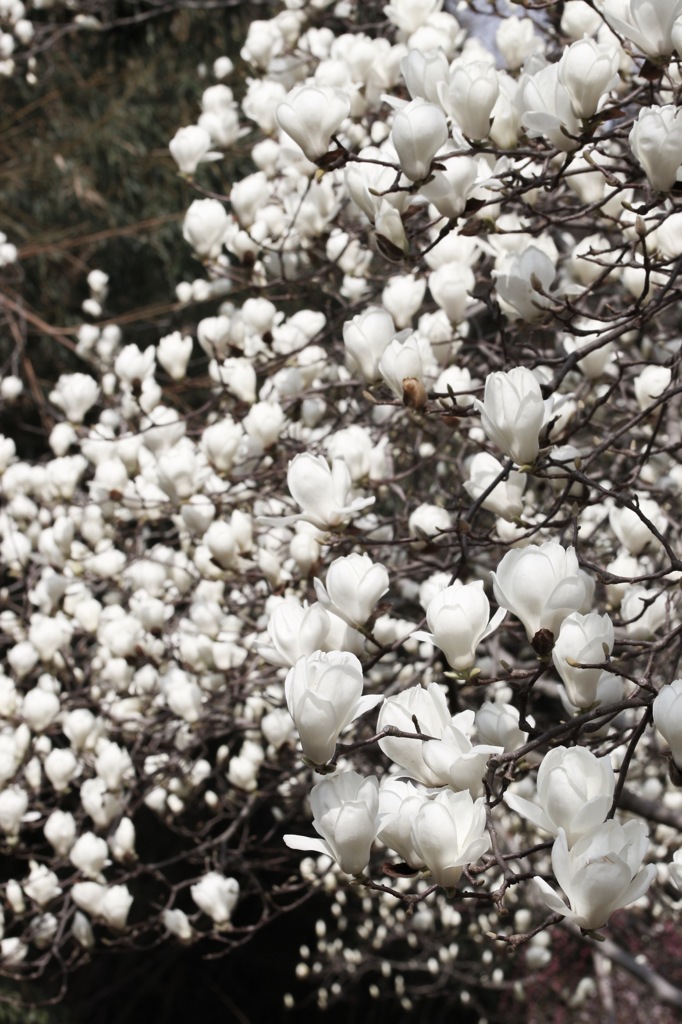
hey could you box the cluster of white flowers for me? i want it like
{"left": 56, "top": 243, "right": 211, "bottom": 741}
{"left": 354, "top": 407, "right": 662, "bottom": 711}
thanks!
{"left": 4, "top": 0, "right": 682, "bottom": 1012}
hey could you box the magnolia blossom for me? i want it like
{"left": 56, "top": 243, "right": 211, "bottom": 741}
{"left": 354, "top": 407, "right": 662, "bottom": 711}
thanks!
{"left": 609, "top": 495, "right": 667, "bottom": 555}
{"left": 314, "top": 553, "right": 389, "bottom": 627}
{"left": 182, "top": 198, "right": 228, "bottom": 260}
{"left": 377, "top": 778, "right": 429, "bottom": 867}
{"left": 259, "top": 600, "right": 331, "bottom": 668}
{"left": 408, "top": 503, "right": 452, "bottom": 540}
{"left": 620, "top": 585, "right": 668, "bottom": 639}
{"left": 420, "top": 155, "right": 480, "bottom": 219}
{"left": 385, "top": 0, "right": 443, "bottom": 35}
{"left": 602, "top": 0, "right": 682, "bottom": 57}
{"left": 276, "top": 85, "right": 350, "bottom": 161}
{"left": 464, "top": 452, "right": 527, "bottom": 520}
{"left": 505, "top": 746, "right": 615, "bottom": 846}
{"left": 390, "top": 98, "right": 449, "bottom": 182}
{"left": 519, "top": 62, "right": 579, "bottom": 151}
{"left": 378, "top": 683, "right": 452, "bottom": 786}
{"left": 670, "top": 849, "right": 682, "bottom": 891}
{"left": 552, "top": 612, "right": 615, "bottom": 708}
{"left": 157, "top": 332, "right": 193, "bottom": 381}
{"left": 491, "top": 541, "right": 595, "bottom": 642}
{"left": 49, "top": 374, "right": 100, "bottom": 424}
{"left": 413, "top": 580, "right": 506, "bottom": 671}
{"left": 557, "top": 38, "right": 619, "bottom": 120}
{"left": 169, "top": 125, "right": 220, "bottom": 175}
{"left": 634, "top": 365, "right": 672, "bottom": 410}
{"left": 493, "top": 247, "right": 558, "bottom": 322}
{"left": 401, "top": 47, "right": 449, "bottom": 104}
{"left": 476, "top": 702, "right": 528, "bottom": 752}
{"left": 653, "top": 679, "right": 682, "bottom": 767}
{"left": 629, "top": 105, "right": 682, "bottom": 192}
{"left": 285, "top": 651, "right": 382, "bottom": 766}
{"left": 473, "top": 366, "right": 549, "bottom": 466}
{"left": 71, "top": 882, "right": 133, "bottom": 929}
{"left": 284, "top": 453, "right": 375, "bottom": 530}
{"left": 285, "top": 771, "right": 380, "bottom": 876}
{"left": 410, "top": 789, "right": 490, "bottom": 889}
{"left": 343, "top": 306, "right": 395, "bottom": 382}
{"left": 420, "top": 712, "right": 502, "bottom": 796}
{"left": 378, "top": 333, "right": 425, "bottom": 401}
{"left": 439, "top": 60, "right": 499, "bottom": 140}
{"left": 535, "top": 821, "right": 655, "bottom": 932}
{"left": 190, "top": 872, "right": 239, "bottom": 925}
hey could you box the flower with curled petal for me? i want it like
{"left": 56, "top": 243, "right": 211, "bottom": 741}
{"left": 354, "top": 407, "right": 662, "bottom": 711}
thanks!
{"left": 534, "top": 821, "right": 655, "bottom": 932}
{"left": 285, "top": 771, "right": 380, "bottom": 876}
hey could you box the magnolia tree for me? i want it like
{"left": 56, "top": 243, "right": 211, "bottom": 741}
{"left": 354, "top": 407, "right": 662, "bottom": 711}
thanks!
{"left": 3, "top": 0, "right": 682, "bottom": 1018}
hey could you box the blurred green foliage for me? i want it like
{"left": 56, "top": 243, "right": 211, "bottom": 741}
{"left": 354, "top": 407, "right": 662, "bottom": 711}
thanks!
{"left": 0, "top": 1, "right": 262, "bottom": 365}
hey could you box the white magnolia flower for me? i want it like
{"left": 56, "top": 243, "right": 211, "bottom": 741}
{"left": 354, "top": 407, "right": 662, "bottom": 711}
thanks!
{"left": 474, "top": 366, "right": 549, "bottom": 466}
{"left": 276, "top": 85, "right": 350, "bottom": 161}
{"left": 285, "top": 771, "right": 380, "bottom": 876}
{"left": 190, "top": 872, "right": 239, "bottom": 925}
{"left": 603, "top": 0, "right": 682, "bottom": 58}
{"left": 420, "top": 712, "right": 502, "bottom": 796}
{"left": 314, "top": 553, "right": 389, "bottom": 628}
{"left": 505, "top": 746, "right": 615, "bottom": 846}
{"left": 182, "top": 198, "right": 228, "bottom": 260}
{"left": 493, "top": 247, "right": 558, "bottom": 323}
{"left": 285, "top": 651, "right": 382, "bottom": 766}
{"left": 49, "top": 374, "right": 100, "bottom": 424}
{"left": 378, "top": 683, "right": 452, "bottom": 786}
{"left": 391, "top": 98, "right": 449, "bottom": 182}
{"left": 653, "top": 679, "right": 682, "bottom": 767}
{"left": 557, "top": 38, "right": 619, "bottom": 120}
{"left": 476, "top": 702, "right": 528, "bottom": 753}
{"left": 413, "top": 580, "right": 505, "bottom": 671}
{"left": 535, "top": 821, "right": 655, "bottom": 931}
{"left": 552, "top": 612, "right": 615, "bottom": 708}
{"left": 284, "top": 453, "right": 375, "bottom": 530}
{"left": 439, "top": 59, "right": 499, "bottom": 140}
{"left": 669, "top": 849, "right": 682, "bottom": 891}
{"left": 629, "top": 105, "right": 682, "bottom": 192}
{"left": 410, "top": 789, "right": 490, "bottom": 889}
{"left": 608, "top": 495, "right": 667, "bottom": 555}
{"left": 343, "top": 306, "right": 396, "bottom": 383}
{"left": 169, "top": 125, "right": 221, "bottom": 175}
{"left": 377, "top": 777, "right": 429, "bottom": 867}
{"left": 464, "top": 452, "right": 527, "bottom": 520}
{"left": 259, "top": 600, "right": 330, "bottom": 668}
{"left": 491, "top": 541, "right": 595, "bottom": 642}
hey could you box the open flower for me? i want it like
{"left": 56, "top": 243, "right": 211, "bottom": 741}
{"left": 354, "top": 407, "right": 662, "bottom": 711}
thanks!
{"left": 413, "top": 580, "right": 506, "bottom": 671}
{"left": 505, "top": 745, "right": 615, "bottom": 846}
{"left": 190, "top": 872, "right": 239, "bottom": 926}
{"left": 377, "top": 778, "right": 429, "bottom": 868}
{"left": 285, "top": 453, "right": 375, "bottom": 530}
{"left": 276, "top": 85, "right": 350, "bottom": 162}
{"left": 534, "top": 821, "right": 655, "bottom": 932}
{"left": 421, "top": 712, "right": 502, "bottom": 796}
{"left": 473, "top": 366, "right": 549, "bottom": 466}
{"left": 285, "top": 651, "right": 382, "bottom": 766}
{"left": 653, "top": 679, "right": 682, "bottom": 768}
{"left": 491, "top": 541, "right": 594, "bottom": 643}
{"left": 285, "top": 771, "right": 380, "bottom": 876}
{"left": 410, "top": 789, "right": 490, "bottom": 889}
{"left": 552, "top": 612, "right": 615, "bottom": 708}
{"left": 630, "top": 105, "right": 682, "bottom": 192}
{"left": 314, "top": 553, "right": 389, "bottom": 628}
{"left": 378, "top": 683, "right": 453, "bottom": 786}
